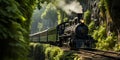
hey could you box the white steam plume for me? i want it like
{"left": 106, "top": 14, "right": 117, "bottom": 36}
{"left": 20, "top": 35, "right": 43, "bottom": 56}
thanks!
{"left": 57, "top": 0, "right": 83, "bottom": 15}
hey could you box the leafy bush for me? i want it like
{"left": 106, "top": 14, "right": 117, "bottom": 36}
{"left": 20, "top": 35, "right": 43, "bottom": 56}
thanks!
{"left": 29, "top": 43, "right": 81, "bottom": 60}
{"left": 45, "top": 47, "right": 63, "bottom": 60}
{"left": 29, "top": 43, "right": 63, "bottom": 60}
{"left": 88, "top": 21, "right": 117, "bottom": 51}
{"left": 114, "top": 44, "right": 120, "bottom": 52}
{"left": 96, "top": 33, "right": 117, "bottom": 50}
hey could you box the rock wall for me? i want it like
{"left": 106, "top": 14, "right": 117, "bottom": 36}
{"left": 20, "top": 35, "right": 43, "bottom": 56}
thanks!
{"left": 79, "top": 0, "right": 120, "bottom": 42}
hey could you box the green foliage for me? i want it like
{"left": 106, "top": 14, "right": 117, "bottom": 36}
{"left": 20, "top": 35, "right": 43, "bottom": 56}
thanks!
{"left": 90, "top": 0, "right": 119, "bottom": 51}
{"left": 29, "top": 43, "right": 50, "bottom": 60}
{"left": 96, "top": 33, "right": 117, "bottom": 50}
{"left": 98, "top": 0, "right": 109, "bottom": 18}
{"left": 45, "top": 47, "right": 63, "bottom": 60}
{"left": 0, "top": 0, "right": 51, "bottom": 60}
{"left": 29, "top": 43, "right": 63, "bottom": 60}
{"left": 63, "top": 17, "right": 68, "bottom": 22}
{"left": 29, "top": 43, "right": 81, "bottom": 60}
{"left": 0, "top": 0, "right": 35, "bottom": 59}
{"left": 38, "top": 22, "right": 43, "bottom": 31}
{"left": 57, "top": 10, "right": 68, "bottom": 24}
{"left": 31, "top": 4, "right": 58, "bottom": 33}
{"left": 114, "top": 44, "right": 120, "bottom": 52}
{"left": 88, "top": 21, "right": 117, "bottom": 51}
{"left": 57, "top": 10, "right": 62, "bottom": 24}
{"left": 61, "top": 51, "right": 81, "bottom": 60}
{"left": 83, "top": 10, "right": 91, "bottom": 25}
{"left": 98, "top": 0, "right": 106, "bottom": 13}
{"left": 41, "top": 3, "right": 56, "bottom": 19}
{"left": 88, "top": 21, "right": 95, "bottom": 34}
{"left": 92, "top": 25, "right": 106, "bottom": 40}
{"left": 31, "top": 0, "right": 68, "bottom": 34}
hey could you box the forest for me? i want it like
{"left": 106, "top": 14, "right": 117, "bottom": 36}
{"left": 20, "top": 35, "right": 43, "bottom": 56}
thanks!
{"left": 0, "top": 0, "right": 120, "bottom": 60}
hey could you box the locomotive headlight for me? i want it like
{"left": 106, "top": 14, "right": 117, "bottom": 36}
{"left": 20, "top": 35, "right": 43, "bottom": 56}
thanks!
{"left": 80, "top": 20, "right": 84, "bottom": 23}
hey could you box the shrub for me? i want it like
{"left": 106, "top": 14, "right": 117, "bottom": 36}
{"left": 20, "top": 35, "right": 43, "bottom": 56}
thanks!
{"left": 29, "top": 43, "right": 81, "bottom": 60}
{"left": 88, "top": 21, "right": 117, "bottom": 51}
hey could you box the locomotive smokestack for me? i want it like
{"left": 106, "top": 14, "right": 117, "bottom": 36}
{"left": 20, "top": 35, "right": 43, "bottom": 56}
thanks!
{"left": 77, "top": 13, "right": 83, "bottom": 23}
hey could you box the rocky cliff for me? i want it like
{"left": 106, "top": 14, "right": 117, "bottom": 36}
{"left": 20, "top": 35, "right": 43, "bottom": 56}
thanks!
{"left": 78, "top": 0, "right": 120, "bottom": 51}
{"left": 79, "top": 0, "right": 120, "bottom": 43}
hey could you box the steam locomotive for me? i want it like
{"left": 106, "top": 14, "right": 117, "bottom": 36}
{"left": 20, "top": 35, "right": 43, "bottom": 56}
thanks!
{"left": 30, "top": 13, "right": 94, "bottom": 49}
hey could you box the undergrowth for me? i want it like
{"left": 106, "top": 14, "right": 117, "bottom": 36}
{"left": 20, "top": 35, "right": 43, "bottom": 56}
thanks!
{"left": 87, "top": 0, "right": 119, "bottom": 51}
{"left": 29, "top": 43, "right": 81, "bottom": 60}
{"left": 88, "top": 21, "right": 118, "bottom": 51}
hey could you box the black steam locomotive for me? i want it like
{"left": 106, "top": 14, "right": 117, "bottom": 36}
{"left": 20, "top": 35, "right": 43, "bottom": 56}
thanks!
{"left": 30, "top": 13, "right": 94, "bottom": 49}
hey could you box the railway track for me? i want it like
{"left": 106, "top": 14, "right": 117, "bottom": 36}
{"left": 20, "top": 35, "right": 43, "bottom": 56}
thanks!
{"left": 61, "top": 47, "right": 120, "bottom": 60}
